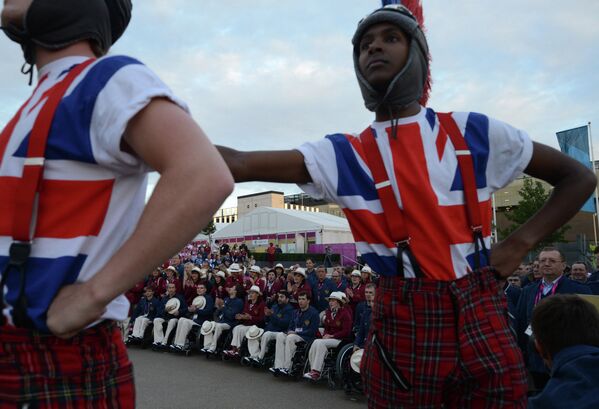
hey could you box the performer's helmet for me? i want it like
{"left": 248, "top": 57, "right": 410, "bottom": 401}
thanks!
{"left": 352, "top": 3, "right": 430, "bottom": 112}
{"left": 1, "top": 0, "right": 132, "bottom": 64}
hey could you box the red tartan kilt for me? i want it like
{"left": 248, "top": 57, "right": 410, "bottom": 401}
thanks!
{"left": 0, "top": 321, "right": 134, "bottom": 409}
{"left": 361, "top": 270, "right": 527, "bottom": 409}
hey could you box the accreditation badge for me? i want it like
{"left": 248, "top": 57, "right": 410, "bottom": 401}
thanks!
{"left": 277, "top": 313, "right": 283, "bottom": 318}
{"left": 304, "top": 319, "right": 310, "bottom": 326}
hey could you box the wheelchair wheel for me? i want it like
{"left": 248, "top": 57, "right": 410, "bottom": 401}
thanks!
{"left": 336, "top": 343, "right": 363, "bottom": 394}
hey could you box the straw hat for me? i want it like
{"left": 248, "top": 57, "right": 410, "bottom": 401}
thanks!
{"left": 361, "top": 265, "right": 372, "bottom": 274}
{"left": 165, "top": 298, "right": 180, "bottom": 314}
{"left": 351, "top": 270, "right": 362, "bottom": 277}
{"left": 192, "top": 296, "right": 206, "bottom": 310}
{"left": 200, "top": 321, "right": 216, "bottom": 336}
{"left": 294, "top": 267, "right": 306, "bottom": 278}
{"left": 245, "top": 325, "right": 265, "bottom": 340}
{"left": 350, "top": 349, "right": 364, "bottom": 373}
{"left": 228, "top": 263, "right": 242, "bottom": 273}
{"left": 327, "top": 291, "right": 346, "bottom": 304}
{"left": 250, "top": 265, "right": 262, "bottom": 274}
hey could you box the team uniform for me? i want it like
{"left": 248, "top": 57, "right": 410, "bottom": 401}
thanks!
{"left": 298, "top": 107, "right": 532, "bottom": 408}
{"left": 0, "top": 55, "right": 186, "bottom": 407}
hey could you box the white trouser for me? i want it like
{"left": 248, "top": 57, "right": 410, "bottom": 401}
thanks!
{"left": 131, "top": 316, "right": 150, "bottom": 338}
{"left": 247, "top": 330, "right": 278, "bottom": 359}
{"left": 231, "top": 325, "right": 251, "bottom": 348}
{"left": 203, "top": 322, "right": 231, "bottom": 350}
{"left": 173, "top": 317, "right": 198, "bottom": 347}
{"left": 153, "top": 317, "right": 179, "bottom": 344}
{"left": 308, "top": 338, "right": 341, "bottom": 372}
{"left": 119, "top": 317, "right": 130, "bottom": 341}
{"left": 274, "top": 333, "right": 304, "bottom": 370}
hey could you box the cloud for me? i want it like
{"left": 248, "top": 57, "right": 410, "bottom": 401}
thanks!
{"left": 1, "top": 1, "right": 597, "bottom": 205}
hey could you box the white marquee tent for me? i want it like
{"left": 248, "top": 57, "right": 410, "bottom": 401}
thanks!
{"left": 211, "top": 207, "right": 354, "bottom": 252}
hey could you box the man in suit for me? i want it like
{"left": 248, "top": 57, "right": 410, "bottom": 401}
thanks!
{"left": 515, "top": 247, "right": 591, "bottom": 391}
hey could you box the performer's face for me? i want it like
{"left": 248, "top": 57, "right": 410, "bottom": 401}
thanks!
{"left": 1, "top": 0, "right": 32, "bottom": 28}
{"left": 358, "top": 22, "right": 410, "bottom": 91}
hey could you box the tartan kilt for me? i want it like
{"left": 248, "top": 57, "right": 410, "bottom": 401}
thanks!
{"left": 0, "top": 321, "right": 134, "bottom": 409}
{"left": 361, "top": 269, "right": 527, "bottom": 409}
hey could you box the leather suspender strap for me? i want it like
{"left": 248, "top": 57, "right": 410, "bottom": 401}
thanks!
{"left": 1, "top": 59, "right": 95, "bottom": 328}
{"left": 437, "top": 112, "right": 488, "bottom": 271}
{"left": 12, "top": 60, "right": 95, "bottom": 242}
{"left": 359, "top": 128, "right": 423, "bottom": 278}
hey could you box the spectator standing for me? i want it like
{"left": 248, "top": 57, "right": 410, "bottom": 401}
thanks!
{"left": 515, "top": 248, "right": 592, "bottom": 391}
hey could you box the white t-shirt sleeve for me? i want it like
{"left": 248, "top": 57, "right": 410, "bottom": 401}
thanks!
{"left": 486, "top": 117, "right": 534, "bottom": 191}
{"left": 297, "top": 138, "right": 339, "bottom": 203}
{"left": 90, "top": 59, "right": 189, "bottom": 174}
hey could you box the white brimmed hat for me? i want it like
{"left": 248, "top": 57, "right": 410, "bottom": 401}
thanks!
{"left": 165, "top": 298, "right": 180, "bottom": 314}
{"left": 200, "top": 321, "right": 216, "bottom": 335}
{"left": 351, "top": 270, "right": 362, "bottom": 277}
{"left": 327, "top": 291, "right": 346, "bottom": 303}
{"left": 275, "top": 263, "right": 284, "bottom": 270}
{"left": 192, "top": 296, "right": 206, "bottom": 310}
{"left": 361, "top": 265, "right": 372, "bottom": 274}
{"left": 294, "top": 267, "right": 306, "bottom": 278}
{"left": 245, "top": 325, "right": 265, "bottom": 340}
{"left": 350, "top": 349, "right": 364, "bottom": 373}
{"left": 166, "top": 266, "right": 177, "bottom": 273}
{"left": 228, "top": 263, "right": 242, "bottom": 273}
{"left": 191, "top": 267, "right": 202, "bottom": 274}
{"left": 215, "top": 271, "right": 226, "bottom": 279}
{"left": 248, "top": 285, "right": 262, "bottom": 295}
{"left": 250, "top": 265, "right": 261, "bottom": 274}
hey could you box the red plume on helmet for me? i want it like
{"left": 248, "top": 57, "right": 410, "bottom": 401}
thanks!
{"left": 381, "top": 0, "right": 431, "bottom": 106}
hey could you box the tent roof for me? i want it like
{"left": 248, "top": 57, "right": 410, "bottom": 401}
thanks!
{"left": 212, "top": 207, "right": 350, "bottom": 239}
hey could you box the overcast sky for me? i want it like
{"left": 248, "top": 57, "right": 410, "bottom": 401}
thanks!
{"left": 1, "top": 1, "right": 597, "bottom": 208}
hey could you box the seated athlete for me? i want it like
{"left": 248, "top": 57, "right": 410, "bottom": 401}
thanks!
{"left": 128, "top": 286, "right": 161, "bottom": 342}
{"left": 152, "top": 282, "right": 187, "bottom": 349}
{"left": 304, "top": 291, "right": 354, "bottom": 380}
{"left": 270, "top": 291, "right": 320, "bottom": 376}
{"left": 200, "top": 284, "right": 244, "bottom": 354}
{"left": 224, "top": 285, "right": 266, "bottom": 358}
{"left": 171, "top": 283, "right": 214, "bottom": 351}
{"left": 243, "top": 289, "right": 294, "bottom": 365}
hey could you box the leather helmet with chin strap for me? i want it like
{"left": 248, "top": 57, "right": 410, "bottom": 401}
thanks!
{"left": 352, "top": 3, "right": 430, "bottom": 113}
{"left": 1, "top": 0, "right": 132, "bottom": 65}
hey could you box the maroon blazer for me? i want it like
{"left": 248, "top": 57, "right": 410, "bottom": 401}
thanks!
{"left": 323, "top": 307, "right": 353, "bottom": 340}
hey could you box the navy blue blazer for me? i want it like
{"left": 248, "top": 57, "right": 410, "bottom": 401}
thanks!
{"left": 515, "top": 276, "right": 591, "bottom": 373}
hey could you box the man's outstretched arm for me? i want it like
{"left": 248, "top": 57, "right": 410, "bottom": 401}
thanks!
{"left": 491, "top": 141, "right": 597, "bottom": 276}
{"left": 216, "top": 146, "right": 312, "bottom": 184}
{"left": 47, "top": 99, "right": 234, "bottom": 338}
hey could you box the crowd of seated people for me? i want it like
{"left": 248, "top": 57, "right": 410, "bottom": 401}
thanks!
{"left": 124, "top": 250, "right": 378, "bottom": 389}
{"left": 124, "top": 241, "right": 599, "bottom": 403}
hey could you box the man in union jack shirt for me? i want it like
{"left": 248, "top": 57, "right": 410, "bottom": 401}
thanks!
{"left": 216, "top": 2, "right": 596, "bottom": 408}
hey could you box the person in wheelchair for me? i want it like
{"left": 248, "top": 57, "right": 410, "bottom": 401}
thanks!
{"left": 200, "top": 284, "right": 244, "bottom": 354}
{"left": 353, "top": 283, "right": 376, "bottom": 339}
{"left": 127, "top": 286, "right": 161, "bottom": 344}
{"left": 270, "top": 291, "right": 320, "bottom": 376}
{"left": 224, "top": 285, "right": 266, "bottom": 358}
{"left": 171, "top": 284, "right": 214, "bottom": 352}
{"left": 304, "top": 291, "right": 354, "bottom": 380}
{"left": 242, "top": 290, "right": 294, "bottom": 366}
{"left": 152, "top": 283, "right": 187, "bottom": 349}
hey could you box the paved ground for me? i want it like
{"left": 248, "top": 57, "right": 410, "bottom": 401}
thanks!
{"left": 129, "top": 347, "right": 367, "bottom": 409}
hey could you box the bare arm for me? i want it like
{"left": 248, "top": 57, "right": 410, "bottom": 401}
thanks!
{"left": 491, "top": 142, "right": 597, "bottom": 277}
{"left": 216, "top": 146, "right": 312, "bottom": 184}
{"left": 47, "top": 99, "right": 234, "bottom": 338}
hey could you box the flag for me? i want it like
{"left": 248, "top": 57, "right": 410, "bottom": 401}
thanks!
{"left": 556, "top": 125, "right": 596, "bottom": 213}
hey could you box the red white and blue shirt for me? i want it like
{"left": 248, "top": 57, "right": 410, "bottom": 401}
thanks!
{"left": 0, "top": 55, "right": 187, "bottom": 331}
{"left": 298, "top": 107, "right": 533, "bottom": 280}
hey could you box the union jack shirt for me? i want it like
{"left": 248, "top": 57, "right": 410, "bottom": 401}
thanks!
{"left": 0, "top": 55, "right": 187, "bottom": 331}
{"left": 298, "top": 107, "right": 532, "bottom": 280}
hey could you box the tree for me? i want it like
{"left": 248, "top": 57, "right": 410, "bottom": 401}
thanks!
{"left": 499, "top": 177, "right": 569, "bottom": 253}
{"left": 201, "top": 220, "right": 216, "bottom": 245}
